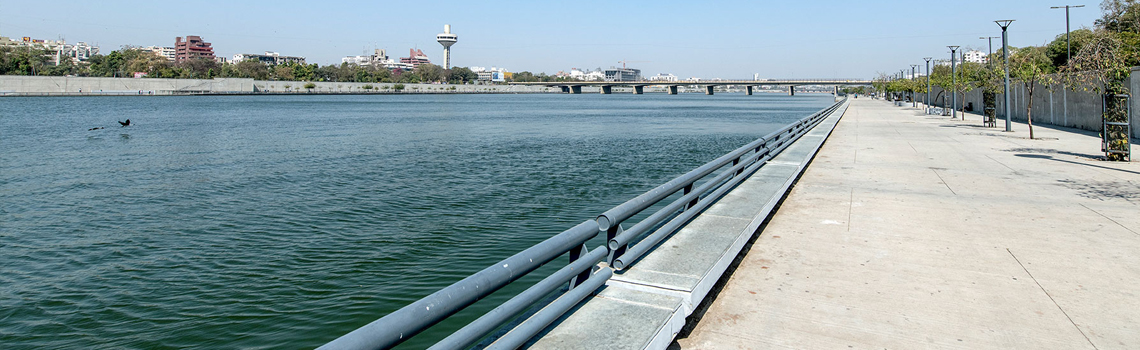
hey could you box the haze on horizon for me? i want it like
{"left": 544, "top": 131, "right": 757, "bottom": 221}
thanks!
{"left": 0, "top": 0, "right": 1103, "bottom": 79}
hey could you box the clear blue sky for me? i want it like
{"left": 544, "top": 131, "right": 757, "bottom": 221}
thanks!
{"left": 0, "top": 0, "right": 1103, "bottom": 79}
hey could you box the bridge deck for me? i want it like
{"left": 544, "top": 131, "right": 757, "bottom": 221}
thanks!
{"left": 677, "top": 99, "right": 1140, "bottom": 349}
{"left": 511, "top": 80, "right": 872, "bottom": 87}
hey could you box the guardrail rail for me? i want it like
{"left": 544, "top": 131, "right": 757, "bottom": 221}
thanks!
{"left": 319, "top": 97, "right": 848, "bottom": 350}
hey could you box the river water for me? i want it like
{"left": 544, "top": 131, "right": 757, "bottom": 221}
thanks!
{"left": 0, "top": 93, "right": 832, "bottom": 349}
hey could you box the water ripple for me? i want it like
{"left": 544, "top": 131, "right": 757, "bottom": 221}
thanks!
{"left": 0, "top": 93, "right": 831, "bottom": 349}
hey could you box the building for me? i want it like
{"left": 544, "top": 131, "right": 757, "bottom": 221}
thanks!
{"left": 59, "top": 42, "right": 98, "bottom": 64}
{"left": 647, "top": 73, "right": 678, "bottom": 82}
{"left": 963, "top": 50, "right": 987, "bottom": 64}
{"left": 399, "top": 48, "right": 431, "bottom": 68}
{"left": 233, "top": 51, "right": 306, "bottom": 66}
{"left": 436, "top": 24, "right": 457, "bottom": 68}
{"left": 0, "top": 36, "right": 99, "bottom": 65}
{"left": 175, "top": 36, "right": 215, "bottom": 63}
{"left": 470, "top": 66, "right": 508, "bottom": 82}
{"left": 342, "top": 49, "right": 413, "bottom": 70}
{"left": 143, "top": 46, "right": 176, "bottom": 61}
{"left": 567, "top": 68, "right": 605, "bottom": 81}
{"left": 604, "top": 67, "right": 641, "bottom": 82}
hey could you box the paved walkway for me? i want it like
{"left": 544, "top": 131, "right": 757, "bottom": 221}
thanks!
{"left": 676, "top": 98, "right": 1139, "bottom": 349}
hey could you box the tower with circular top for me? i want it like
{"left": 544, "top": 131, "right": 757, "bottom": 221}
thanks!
{"left": 436, "top": 25, "right": 457, "bottom": 69}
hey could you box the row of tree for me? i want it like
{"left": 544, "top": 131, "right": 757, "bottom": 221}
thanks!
{"left": 0, "top": 46, "right": 483, "bottom": 84}
{"left": 874, "top": 0, "right": 1139, "bottom": 148}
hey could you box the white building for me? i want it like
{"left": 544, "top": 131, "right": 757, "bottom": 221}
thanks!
{"left": 568, "top": 68, "right": 604, "bottom": 81}
{"left": 342, "top": 49, "right": 413, "bottom": 70}
{"left": 58, "top": 42, "right": 98, "bottom": 64}
{"left": 143, "top": 46, "right": 176, "bottom": 61}
{"left": 648, "top": 73, "right": 678, "bottom": 82}
{"left": 233, "top": 51, "right": 305, "bottom": 66}
{"left": 0, "top": 36, "right": 98, "bottom": 65}
{"left": 469, "top": 66, "right": 508, "bottom": 82}
{"left": 963, "top": 50, "right": 987, "bottom": 64}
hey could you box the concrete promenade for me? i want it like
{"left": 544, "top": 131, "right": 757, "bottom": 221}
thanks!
{"left": 677, "top": 98, "right": 1139, "bottom": 349}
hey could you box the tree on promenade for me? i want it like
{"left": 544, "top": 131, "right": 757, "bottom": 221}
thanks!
{"left": 1010, "top": 46, "right": 1056, "bottom": 139}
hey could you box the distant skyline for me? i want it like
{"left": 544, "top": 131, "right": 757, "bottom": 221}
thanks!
{"left": 0, "top": 0, "right": 1103, "bottom": 79}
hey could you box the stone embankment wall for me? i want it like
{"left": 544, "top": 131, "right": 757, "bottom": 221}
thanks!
{"left": 926, "top": 67, "right": 1140, "bottom": 139}
{"left": 0, "top": 76, "right": 558, "bottom": 95}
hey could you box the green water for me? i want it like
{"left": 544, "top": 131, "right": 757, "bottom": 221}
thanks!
{"left": 0, "top": 93, "right": 832, "bottom": 349}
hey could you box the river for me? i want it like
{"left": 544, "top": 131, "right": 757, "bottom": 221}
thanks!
{"left": 0, "top": 93, "right": 833, "bottom": 349}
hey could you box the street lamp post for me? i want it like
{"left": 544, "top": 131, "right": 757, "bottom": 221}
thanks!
{"left": 1051, "top": 5, "right": 1085, "bottom": 62}
{"left": 911, "top": 64, "right": 919, "bottom": 107}
{"left": 1051, "top": 5, "right": 1082, "bottom": 127}
{"left": 948, "top": 45, "right": 960, "bottom": 119}
{"left": 997, "top": 20, "right": 1015, "bottom": 131}
{"left": 924, "top": 57, "right": 932, "bottom": 113}
{"left": 980, "top": 36, "right": 998, "bottom": 67}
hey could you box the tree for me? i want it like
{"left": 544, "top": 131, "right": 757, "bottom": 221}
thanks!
{"left": 1010, "top": 46, "right": 1056, "bottom": 139}
{"left": 232, "top": 60, "right": 270, "bottom": 80}
{"left": 448, "top": 66, "right": 477, "bottom": 84}
{"left": 1097, "top": 0, "right": 1140, "bottom": 33}
{"left": 1046, "top": 28, "right": 1096, "bottom": 67}
{"left": 0, "top": 47, "right": 52, "bottom": 75}
{"left": 273, "top": 64, "right": 295, "bottom": 81}
{"left": 414, "top": 63, "right": 444, "bottom": 82}
{"left": 509, "top": 71, "right": 538, "bottom": 82}
{"left": 176, "top": 58, "right": 219, "bottom": 79}
{"left": 1066, "top": 25, "right": 1137, "bottom": 160}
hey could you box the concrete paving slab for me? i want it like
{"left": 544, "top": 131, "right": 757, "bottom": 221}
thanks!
{"left": 677, "top": 99, "right": 1140, "bottom": 349}
{"left": 527, "top": 285, "right": 685, "bottom": 350}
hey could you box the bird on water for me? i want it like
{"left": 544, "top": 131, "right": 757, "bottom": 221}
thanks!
{"left": 119, "top": 119, "right": 131, "bottom": 127}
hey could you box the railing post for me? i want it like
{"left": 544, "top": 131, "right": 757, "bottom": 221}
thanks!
{"left": 683, "top": 183, "right": 698, "bottom": 210}
{"left": 568, "top": 244, "right": 591, "bottom": 289}
{"left": 606, "top": 225, "right": 626, "bottom": 265}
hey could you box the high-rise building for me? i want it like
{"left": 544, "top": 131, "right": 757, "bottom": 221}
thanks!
{"left": 963, "top": 50, "right": 987, "bottom": 64}
{"left": 604, "top": 67, "right": 641, "bottom": 82}
{"left": 143, "top": 46, "right": 176, "bottom": 61}
{"left": 399, "top": 48, "right": 431, "bottom": 68}
{"left": 436, "top": 24, "right": 457, "bottom": 68}
{"left": 175, "top": 36, "right": 215, "bottom": 63}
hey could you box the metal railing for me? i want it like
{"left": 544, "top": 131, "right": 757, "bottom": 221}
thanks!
{"left": 318, "top": 97, "right": 847, "bottom": 350}
{"left": 600, "top": 99, "right": 845, "bottom": 269}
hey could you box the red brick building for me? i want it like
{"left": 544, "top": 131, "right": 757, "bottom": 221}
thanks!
{"left": 174, "top": 36, "right": 215, "bottom": 63}
{"left": 399, "top": 48, "right": 431, "bottom": 68}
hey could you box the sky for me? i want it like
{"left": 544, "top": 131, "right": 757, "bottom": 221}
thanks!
{"left": 0, "top": 0, "right": 1104, "bottom": 79}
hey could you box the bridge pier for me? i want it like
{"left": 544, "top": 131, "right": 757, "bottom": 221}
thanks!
{"left": 569, "top": 86, "right": 582, "bottom": 94}
{"left": 560, "top": 86, "right": 570, "bottom": 93}
{"left": 705, "top": 85, "right": 714, "bottom": 95}
{"left": 667, "top": 85, "right": 678, "bottom": 95}
{"left": 633, "top": 86, "right": 644, "bottom": 95}
{"left": 600, "top": 85, "right": 612, "bottom": 94}
{"left": 833, "top": 86, "right": 839, "bottom": 96}
{"left": 746, "top": 86, "right": 753, "bottom": 95}
{"left": 788, "top": 86, "right": 796, "bottom": 96}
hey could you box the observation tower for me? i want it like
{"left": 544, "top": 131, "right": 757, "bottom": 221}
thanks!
{"left": 436, "top": 24, "right": 457, "bottom": 68}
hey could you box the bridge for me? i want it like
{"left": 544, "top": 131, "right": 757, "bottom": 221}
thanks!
{"left": 511, "top": 79, "right": 873, "bottom": 95}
